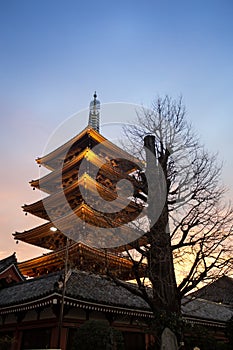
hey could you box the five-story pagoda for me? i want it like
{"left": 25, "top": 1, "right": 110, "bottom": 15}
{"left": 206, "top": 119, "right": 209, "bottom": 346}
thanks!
{"left": 14, "top": 93, "right": 147, "bottom": 280}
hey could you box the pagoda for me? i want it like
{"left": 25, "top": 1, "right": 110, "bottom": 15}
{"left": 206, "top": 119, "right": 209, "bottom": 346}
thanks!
{"left": 14, "top": 93, "right": 147, "bottom": 280}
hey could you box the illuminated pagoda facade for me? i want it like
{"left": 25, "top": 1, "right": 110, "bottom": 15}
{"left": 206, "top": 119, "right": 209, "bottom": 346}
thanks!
{"left": 14, "top": 93, "right": 147, "bottom": 280}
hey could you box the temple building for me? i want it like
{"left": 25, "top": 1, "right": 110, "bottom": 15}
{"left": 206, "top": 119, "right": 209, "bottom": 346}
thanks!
{"left": 0, "top": 94, "right": 232, "bottom": 350}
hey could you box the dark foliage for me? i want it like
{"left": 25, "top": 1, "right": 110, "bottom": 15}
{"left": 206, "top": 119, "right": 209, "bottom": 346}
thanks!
{"left": 71, "top": 320, "right": 125, "bottom": 350}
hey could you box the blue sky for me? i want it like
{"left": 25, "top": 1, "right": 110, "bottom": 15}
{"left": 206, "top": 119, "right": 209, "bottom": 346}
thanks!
{"left": 0, "top": 0, "right": 232, "bottom": 260}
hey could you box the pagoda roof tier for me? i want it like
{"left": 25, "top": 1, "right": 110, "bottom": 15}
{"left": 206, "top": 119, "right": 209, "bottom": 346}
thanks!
{"left": 36, "top": 126, "right": 142, "bottom": 172}
{"left": 17, "top": 242, "right": 147, "bottom": 280}
{"left": 17, "top": 202, "right": 144, "bottom": 242}
{"left": 23, "top": 173, "right": 144, "bottom": 221}
{"left": 31, "top": 148, "right": 143, "bottom": 194}
{"left": 13, "top": 214, "right": 147, "bottom": 252}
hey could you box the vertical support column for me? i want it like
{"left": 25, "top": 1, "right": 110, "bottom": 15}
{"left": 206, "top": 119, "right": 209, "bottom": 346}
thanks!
{"left": 50, "top": 325, "right": 68, "bottom": 350}
{"left": 50, "top": 326, "right": 59, "bottom": 349}
{"left": 60, "top": 327, "right": 68, "bottom": 350}
{"left": 145, "top": 333, "right": 154, "bottom": 350}
{"left": 13, "top": 328, "right": 22, "bottom": 350}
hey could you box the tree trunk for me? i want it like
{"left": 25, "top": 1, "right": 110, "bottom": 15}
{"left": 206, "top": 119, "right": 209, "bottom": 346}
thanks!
{"left": 144, "top": 135, "right": 180, "bottom": 314}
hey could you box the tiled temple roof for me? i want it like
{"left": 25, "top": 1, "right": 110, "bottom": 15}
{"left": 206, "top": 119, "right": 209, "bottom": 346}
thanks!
{"left": 0, "top": 270, "right": 148, "bottom": 311}
{"left": 190, "top": 276, "right": 233, "bottom": 306}
{"left": 0, "top": 271, "right": 58, "bottom": 306}
{"left": 0, "top": 269, "right": 233, "bottom": 325}
{"left": 65, "top": 270, "right": 148, "bottom": 310}
{"left": 182, "top": 297, "right": 233, "bottom": 323}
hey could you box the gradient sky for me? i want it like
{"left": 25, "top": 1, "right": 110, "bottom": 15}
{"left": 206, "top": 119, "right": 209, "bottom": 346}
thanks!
{"left": 0, "top": 0, "right": 232, "bottom": 261}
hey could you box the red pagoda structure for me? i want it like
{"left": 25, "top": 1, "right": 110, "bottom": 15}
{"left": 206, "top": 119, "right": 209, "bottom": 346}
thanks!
{"left": 14, "top": 93, "right": 147, "bottom": 280}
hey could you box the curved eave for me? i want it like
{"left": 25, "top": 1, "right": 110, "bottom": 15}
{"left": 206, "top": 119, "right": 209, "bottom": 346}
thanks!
{"left": 36, "top": 126, "right": 107, "bottom": 170}
{"left": 17, "top": 242, "right": 147, "bottom": 279}
{"left": 24, "top": 173, "right": 143, "bottom": 220}
{"left": 31, "top": 146, "right": 90, "bottom": 192}
{"left": 31, "top": 148, "right": 141, "bottom": 194}
{"left": 19, "top": 201, "right": 142, "bottom": 233}
{"left": 0, "top": 292, "right": 152, "bottom": 318}
{"left": 0, "top": 291, "right": 227, "bottom": 327}
{"left": 14, "top": 207, "right": 146, "bottom": 251}
{"left": 183, "top": 315, "right": 228, "bottom": 328}
{"left": 13, "top": 221, "right": 65, "bottom": 250}
{"left": 36, "top": 126, "right": 143, "bottom": 171}
{"left": 18, "top": 242, "right": 130, "bottom": 270}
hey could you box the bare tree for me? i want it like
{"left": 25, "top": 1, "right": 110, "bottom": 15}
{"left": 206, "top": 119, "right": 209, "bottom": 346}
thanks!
{"left": 111, "top": 96, "right": 233, "bottom": 347}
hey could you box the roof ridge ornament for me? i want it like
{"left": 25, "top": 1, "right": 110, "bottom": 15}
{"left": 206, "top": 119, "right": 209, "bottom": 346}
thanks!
{"left": 88, "top": 91, "right": 100, "bottom": 132}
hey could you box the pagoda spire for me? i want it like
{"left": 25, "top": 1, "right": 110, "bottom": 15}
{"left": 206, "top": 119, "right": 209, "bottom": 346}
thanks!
{"left": 88, "top": 91, "right": 100, "bottom": 132}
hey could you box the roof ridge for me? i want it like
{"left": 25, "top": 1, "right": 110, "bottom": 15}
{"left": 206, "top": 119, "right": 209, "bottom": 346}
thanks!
{"left": 0, "top": 253, "right": 17, "bottom": 272}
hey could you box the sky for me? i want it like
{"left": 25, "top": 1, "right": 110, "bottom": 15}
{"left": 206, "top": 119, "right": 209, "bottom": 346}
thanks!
{"left": 0, "top": 0, "right": 232, "bottom": 261}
